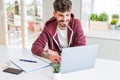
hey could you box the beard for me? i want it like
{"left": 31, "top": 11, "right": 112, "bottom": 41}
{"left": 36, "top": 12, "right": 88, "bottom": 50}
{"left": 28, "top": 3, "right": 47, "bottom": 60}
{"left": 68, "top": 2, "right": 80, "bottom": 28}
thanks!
{"left": 59, "top": 23, "right": 67, "bottom": 28}
{"left": 58, "top": 20, "right": 70, "bottom": 28}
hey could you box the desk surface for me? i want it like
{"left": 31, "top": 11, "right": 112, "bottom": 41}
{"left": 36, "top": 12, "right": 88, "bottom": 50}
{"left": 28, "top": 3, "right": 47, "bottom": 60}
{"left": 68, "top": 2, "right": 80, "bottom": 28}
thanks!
{"left": 1, "top": 45, "right": 120, "bottom": 80}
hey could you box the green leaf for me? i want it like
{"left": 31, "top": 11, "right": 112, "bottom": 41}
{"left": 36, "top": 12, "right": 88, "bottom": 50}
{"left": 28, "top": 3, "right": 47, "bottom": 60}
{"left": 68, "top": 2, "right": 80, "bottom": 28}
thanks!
{"left": 50, "top": 63, "right": 60, "bottom": 73}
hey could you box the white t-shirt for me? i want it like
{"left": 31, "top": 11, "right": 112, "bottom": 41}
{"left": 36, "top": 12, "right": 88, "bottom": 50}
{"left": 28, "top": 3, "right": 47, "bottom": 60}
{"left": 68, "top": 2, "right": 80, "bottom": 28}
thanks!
{"left": 57, "top": 26, "right": 68, "bottom": 48}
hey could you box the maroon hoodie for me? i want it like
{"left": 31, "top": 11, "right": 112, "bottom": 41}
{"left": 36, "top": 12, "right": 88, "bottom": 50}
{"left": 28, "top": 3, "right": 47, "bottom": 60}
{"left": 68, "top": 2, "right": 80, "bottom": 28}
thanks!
{"left": 31, "top": 13, "right": 86, "bottom": 56}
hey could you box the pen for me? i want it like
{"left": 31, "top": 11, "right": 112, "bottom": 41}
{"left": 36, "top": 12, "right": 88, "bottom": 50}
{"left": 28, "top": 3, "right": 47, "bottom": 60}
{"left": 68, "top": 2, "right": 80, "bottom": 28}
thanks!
{"left": 19, "top": 59, "right": 37, "bottom": 63}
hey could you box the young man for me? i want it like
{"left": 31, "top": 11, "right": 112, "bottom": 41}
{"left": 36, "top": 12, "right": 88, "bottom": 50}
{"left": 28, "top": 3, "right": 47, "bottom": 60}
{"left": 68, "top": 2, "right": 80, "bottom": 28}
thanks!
{"left": 31, "top": 0, "right": 86, "bottom": 63}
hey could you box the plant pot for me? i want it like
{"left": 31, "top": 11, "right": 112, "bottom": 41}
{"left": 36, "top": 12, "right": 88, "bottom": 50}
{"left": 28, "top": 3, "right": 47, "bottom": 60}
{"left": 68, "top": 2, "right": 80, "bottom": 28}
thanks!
{"left": 34, "top": 24, "right": 41, "bottom": 32}
{"left": 89, "top": 21, "right": 109, "bottom": 30}
{"left": 111, "top": 25, "right": 116, "bottom": 30}
{"left": 53, "top": 72, "right": 61, "bottom": 80}
{"left": 28, "top": 21, "right": 34, "bottom": 31}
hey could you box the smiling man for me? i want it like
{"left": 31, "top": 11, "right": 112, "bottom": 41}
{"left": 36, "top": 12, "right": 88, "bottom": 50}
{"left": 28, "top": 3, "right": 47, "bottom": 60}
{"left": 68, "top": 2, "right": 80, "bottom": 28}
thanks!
{"left": 31, "top": 0, "right": 86, "bottom": 63}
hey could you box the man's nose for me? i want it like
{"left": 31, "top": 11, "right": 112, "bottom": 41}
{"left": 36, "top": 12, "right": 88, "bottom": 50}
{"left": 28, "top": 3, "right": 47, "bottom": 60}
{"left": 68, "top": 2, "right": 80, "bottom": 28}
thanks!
{"left": 62, "top": 16, "right": 67, "bottom": 21}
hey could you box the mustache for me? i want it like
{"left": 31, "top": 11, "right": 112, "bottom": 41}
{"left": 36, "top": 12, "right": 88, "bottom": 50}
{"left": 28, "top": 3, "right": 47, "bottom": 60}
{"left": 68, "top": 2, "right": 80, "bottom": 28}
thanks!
{"left": 59, "top": 20, "right": 70, "bottom": 22}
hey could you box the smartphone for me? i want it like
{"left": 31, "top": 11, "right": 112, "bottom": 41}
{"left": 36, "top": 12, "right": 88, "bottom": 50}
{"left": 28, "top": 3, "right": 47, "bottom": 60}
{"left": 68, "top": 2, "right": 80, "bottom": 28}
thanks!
{"left": 3, "top": 67, "right": 23, "bottom": 74}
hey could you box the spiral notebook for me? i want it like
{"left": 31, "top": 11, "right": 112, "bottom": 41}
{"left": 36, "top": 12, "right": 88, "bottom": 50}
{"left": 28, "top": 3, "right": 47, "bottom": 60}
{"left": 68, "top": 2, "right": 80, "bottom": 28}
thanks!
{"left": 11, "top": 54, "right": 50, "bottom": 73}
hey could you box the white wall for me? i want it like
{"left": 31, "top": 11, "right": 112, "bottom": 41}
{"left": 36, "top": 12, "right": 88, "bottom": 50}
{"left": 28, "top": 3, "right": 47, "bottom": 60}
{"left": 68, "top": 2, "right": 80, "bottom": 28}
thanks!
{"left": 42, "top": 0, "right": 54, "bottom": 24}
{"left": 71, "top": 0, "right": 81, "bottom": 19}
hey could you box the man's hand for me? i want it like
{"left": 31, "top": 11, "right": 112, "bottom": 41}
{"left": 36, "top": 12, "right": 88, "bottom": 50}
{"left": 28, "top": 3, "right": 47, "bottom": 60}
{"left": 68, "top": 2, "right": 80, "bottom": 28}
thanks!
{"left": 47, "top": 49, "right": 61, "bottom": 63}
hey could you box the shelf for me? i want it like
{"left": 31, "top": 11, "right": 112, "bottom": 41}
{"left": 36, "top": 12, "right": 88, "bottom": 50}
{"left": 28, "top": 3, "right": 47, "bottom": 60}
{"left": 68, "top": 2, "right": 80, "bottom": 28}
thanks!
{"left": 85, "top": 30, "right": 120, "bottom": 40}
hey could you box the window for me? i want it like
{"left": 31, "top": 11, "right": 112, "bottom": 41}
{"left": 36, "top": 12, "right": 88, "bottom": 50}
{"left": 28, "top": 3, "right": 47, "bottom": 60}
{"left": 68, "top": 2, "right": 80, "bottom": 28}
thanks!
{"left": 4, "top": 0, "right": 43, "bottom": 48}
{"left": 80, "top": 0, "right": 92, "bottom": 30}
{"left": 93, "top": 0, "right": 120, "bottom": 22}
{"left": 80, "top": 0, "right": 120, "bottom": 29}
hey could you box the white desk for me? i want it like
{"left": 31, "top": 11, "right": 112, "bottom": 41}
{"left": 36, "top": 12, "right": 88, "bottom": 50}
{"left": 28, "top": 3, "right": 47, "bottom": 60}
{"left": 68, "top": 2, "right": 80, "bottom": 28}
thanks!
{"left": 1, "top": 45, "right": 120, "bottom": 80}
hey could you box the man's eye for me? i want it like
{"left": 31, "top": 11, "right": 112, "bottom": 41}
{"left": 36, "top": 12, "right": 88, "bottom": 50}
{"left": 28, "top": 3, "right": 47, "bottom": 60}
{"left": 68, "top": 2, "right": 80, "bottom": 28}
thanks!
{"left": 59, "top": 15, "right": 63, "bottom": 17}
{"left": 66, "top": 14, "right": 70, "bottom": 16}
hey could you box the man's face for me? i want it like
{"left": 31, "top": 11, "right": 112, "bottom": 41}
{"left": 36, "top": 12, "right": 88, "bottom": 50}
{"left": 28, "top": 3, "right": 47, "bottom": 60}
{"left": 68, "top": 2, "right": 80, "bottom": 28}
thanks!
{"left": 54, "top": 11, "right": 71, "bottom": 30}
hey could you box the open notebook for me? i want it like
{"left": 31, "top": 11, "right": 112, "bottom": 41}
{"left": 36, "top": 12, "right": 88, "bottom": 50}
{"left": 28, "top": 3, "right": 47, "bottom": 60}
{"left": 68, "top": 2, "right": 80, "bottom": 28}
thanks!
{"left": 11, "top": 54, "right": 50, "bottom": 72}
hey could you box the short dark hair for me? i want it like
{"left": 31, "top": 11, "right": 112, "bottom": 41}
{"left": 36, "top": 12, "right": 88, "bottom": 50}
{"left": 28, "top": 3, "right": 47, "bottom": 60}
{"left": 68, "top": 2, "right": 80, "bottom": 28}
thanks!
{"left": 53, "top": 0, "right": 72, "bottom": 12}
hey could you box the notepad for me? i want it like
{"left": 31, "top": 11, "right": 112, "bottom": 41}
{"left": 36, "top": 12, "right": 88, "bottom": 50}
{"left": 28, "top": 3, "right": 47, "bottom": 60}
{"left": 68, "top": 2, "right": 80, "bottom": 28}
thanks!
{"left": 11, "top": 54, "right": 50, "bottom": 72}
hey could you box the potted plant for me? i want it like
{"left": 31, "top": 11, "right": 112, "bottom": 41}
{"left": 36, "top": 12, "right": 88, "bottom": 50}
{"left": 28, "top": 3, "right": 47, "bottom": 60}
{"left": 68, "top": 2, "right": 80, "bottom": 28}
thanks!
{"left": 34, "top": 17, "right": 42, "bottom": 32}
{"left": 28, "top": 17, "right": 42, "bottom": 32}
{"left": 110, "top": 14, "right": 119, "bottom": 30}
{"left": 50, "top": 63, "right": 61, "bottom": 80}
{"left": 110, "top": 19, "right": 118, "bottom": 30}
{"left": 112, "top": 14, "right": 119, "bottom": 23}
{"left": 89, "top": 13, "right": 98, "bottom": 21}
{"left": 89, "top": 12, "right": 109, "bottom": 30}
{"left": 98, "top": 12, "right": 109, "bottom": 22}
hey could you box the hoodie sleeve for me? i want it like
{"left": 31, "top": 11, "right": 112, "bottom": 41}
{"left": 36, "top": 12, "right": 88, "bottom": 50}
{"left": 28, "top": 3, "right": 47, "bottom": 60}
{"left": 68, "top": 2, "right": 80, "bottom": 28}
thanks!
{"left": 31, "top": 27, "right": 48, "bottom": 56}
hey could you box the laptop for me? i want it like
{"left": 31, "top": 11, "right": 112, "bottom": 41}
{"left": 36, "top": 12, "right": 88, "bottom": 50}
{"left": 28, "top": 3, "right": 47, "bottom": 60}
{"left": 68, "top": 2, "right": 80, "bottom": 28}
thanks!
{"left": 60, "top": 44, "right": 99, "bottom": 74}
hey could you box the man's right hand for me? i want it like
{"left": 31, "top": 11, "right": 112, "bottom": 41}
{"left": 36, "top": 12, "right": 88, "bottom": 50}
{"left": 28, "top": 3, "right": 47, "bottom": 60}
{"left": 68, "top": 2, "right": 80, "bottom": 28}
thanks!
{"left": 47, "top": 49, "right": 61, "bottom": 63}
